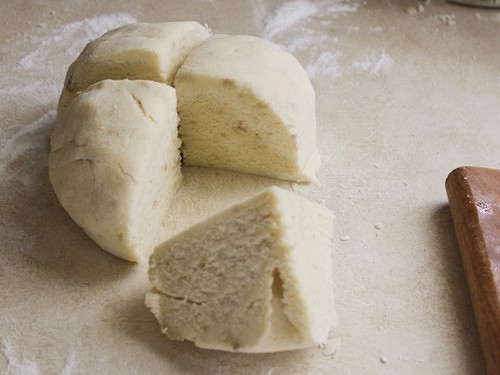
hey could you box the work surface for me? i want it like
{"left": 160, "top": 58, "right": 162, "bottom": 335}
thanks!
{"left": 1, "top": 0, "right": 499, "bottom": 374}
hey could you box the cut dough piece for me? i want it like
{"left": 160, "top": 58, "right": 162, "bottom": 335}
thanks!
{"left": 57, "top": 21, "right": 210, "bottom": 118}
{"left": 146, "top": 186, "right": 335, "bottom": 352}
{"left": 174, "top": 35, "right": 321, "bottom": 182}
{"left": 49, "top": 79, "right": 182, "bottom": 262}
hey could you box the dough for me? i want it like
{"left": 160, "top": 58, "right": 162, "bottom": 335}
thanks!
{"left": 146, "top": 186, "right": 335, "bottom": 352}
{"left": 49, "top": 79, "right": 182, "bottom": 262}
{"left": 50, "top": 25, "right": 323, "bottom": 264}
{"left": 174, "top": 35, "right": 321, "bottom": 182}
{"left": 57, "top": 21, "right": 210, "bottom": 118}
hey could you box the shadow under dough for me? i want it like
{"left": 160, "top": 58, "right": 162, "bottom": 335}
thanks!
{"left": 1, "top": 118, "right": 136, "bottom": 287}
{"left": 119, "top": 291, "right": 317, "bottom": 375}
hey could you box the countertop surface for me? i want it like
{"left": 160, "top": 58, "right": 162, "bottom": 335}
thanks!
{"left": 1, "top": 0, "right": 499, "bottom": 374}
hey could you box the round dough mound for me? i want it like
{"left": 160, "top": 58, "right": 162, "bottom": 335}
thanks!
{"left": 57, "top": 21, "right": 209, "bottom": 119}
{"left": 49, "top": 79, "right": 182, "bottom": 262}
{"left": 175, "top": 34, "right": 320, "bottom": 182}
{"left": 51, "top": 23, "right": 321, "bottom": 262}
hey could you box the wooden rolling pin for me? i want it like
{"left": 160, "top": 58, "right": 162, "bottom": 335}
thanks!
{"left": 446, "top": 166, "right": 500, "bottom": 375}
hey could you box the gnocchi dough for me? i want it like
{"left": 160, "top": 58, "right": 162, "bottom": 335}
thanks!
{"left": 146, "top": 187, "right": 335, "bottom": 352}
{"left": 175, "top": 35, "right": 321, "bottom": 182}
{"left": 57, "top": 21, "right": 209, "bottom": 118}
{"left": 49, "top": 79, "right": 182, "bottom": 262}
{"left": 51, "top": 23, "right": 322, "bottom": 262}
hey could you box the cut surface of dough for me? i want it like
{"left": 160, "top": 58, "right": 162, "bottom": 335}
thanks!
{"left": 49, "top": 79, "right": 182, "bottom": 262}
{"left": 174, "top": 35, "right": 321, "bottom": 182}
{"left": 57, "top": 21, "right": 210, "bottom": 118}
{"left": 146, "top": 186, "right": 335, "bottom": 352}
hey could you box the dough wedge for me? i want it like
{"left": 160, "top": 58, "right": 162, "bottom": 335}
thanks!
{"left": 146, "top": 186, "right": 335, "bottom": 352}
{"left": 175, "top": 35, "right": 321, "bottom": 182}
{"left": 49, "top": 79, "right": 182, "bottom": 262}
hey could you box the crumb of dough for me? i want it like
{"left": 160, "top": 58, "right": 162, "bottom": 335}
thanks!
{"left": 146, "top": 187, "right": 336, "bottom": 353}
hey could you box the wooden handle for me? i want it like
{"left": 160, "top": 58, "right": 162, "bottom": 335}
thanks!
{"left": 446, "top": 166, "right": 500, "bottom": 375}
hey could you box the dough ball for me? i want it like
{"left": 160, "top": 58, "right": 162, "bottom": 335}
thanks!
{"left": 57, "top": 21, "right": 210, "bottom": 119}
{"left": 49, "top": 79, "right": 182, "bottom": 262}
{"left": 146, "top": 187, "right": 335, "bottom": 352}
{"left": 174, "top": 35, "right": 321, "bottom": 182}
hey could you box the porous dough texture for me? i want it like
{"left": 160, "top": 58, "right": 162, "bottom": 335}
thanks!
{"left": 57, "top": 21, "right": 210, "bottom": 119}
{"left": 49, "top": 79, "right": 182, "bottom": 262}
{"left": 175, "top": 34, "right": 321, "bottom": 182}
{"left": 146, "top": 186, "right": 335, "bottom": 352}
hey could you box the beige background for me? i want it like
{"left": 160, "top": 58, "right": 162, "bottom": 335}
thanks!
{"left": 1, "top": 0, "right": 499, "bottom": 374}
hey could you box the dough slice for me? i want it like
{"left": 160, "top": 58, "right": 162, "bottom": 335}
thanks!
{"left": 146, "top": 186, "right": 335, "bottom": 352}
{"left": 49, "top": 79, "right": 182, "bottom": 262}
{"left": 57, "top": 21, "right": 210, "bottom": 118}
{"left": 174, "top": 35, "right": 321, "bottom": 182}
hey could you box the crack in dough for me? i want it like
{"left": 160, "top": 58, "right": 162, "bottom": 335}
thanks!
{"left": 129, "top": 92, "right": 157, "bottom": 125}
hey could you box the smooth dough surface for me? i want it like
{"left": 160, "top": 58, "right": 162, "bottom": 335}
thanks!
{"left": 49, "top": 79, "right": 182, "bottom": 262}
{"left": 57, "top": 21, "right": 210, "bottom": 118}
{"left": 146, "top": 186, "right": 335, "bottom": 352}
{"left": 174, "top": 34, "right": 321, "bottom": 182}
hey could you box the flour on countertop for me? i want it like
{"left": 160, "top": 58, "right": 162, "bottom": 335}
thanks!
{"left": 433, "top": 14, "right": 456, "bottom": 26}
{"left": 260, "top": 0, "right": 360, "bottom": 41}
{"left": 0, "top": 110, "right": 56, "bottom": 183}
{"left": 1, "top": 339, "right": 40, "bottom": 375}
{"left": 0, "top": 79, "right": 60, "bottom": 107}
{"left": 256, "top": 0, "right": 395, "bottom": 79}
{"left": 2, "top": 13, "right": 137, "bottom": 108}
{"left": 320, "top": 338, "right": 341, "bottom": 358}
{"left": 0, "top": 13, "right": 137, "bottom": 183}
{"left": 18, "top": 13, "right": 137, "bottom": 70}
{"left": 352, "top": 49, "right": 394, "bottom": 75}
{"left": 58, "top": 350, "right": 75, "bottom": 375}
{"left": 258, "top": 366, "right": 275, "bottom": 375}
{"left": 306, "top": 51, "right": 342, "bottom": 78}
{"left": 262, "top": 0, "right": 320, "bottom": 39}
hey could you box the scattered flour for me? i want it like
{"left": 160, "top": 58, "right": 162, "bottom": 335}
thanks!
{"left": 0, "top": 13, "right": 137, "bottom": 185}
{"left": 2, "top": 13, "right": 137, "bottom": 110}
{"left": 18, "top": 13, "right": 137, "bottom": 70}
{"left": 258, "top": 366, "right": 275, "bottom": 375}
{"left": 306, "top": 51, "right": 342, "bottom": 78}
{"left": 284, "top": 33, "right": 330, "bottom": 53}
{"left": 1, "top": 339, "right": 40, "bottom": 375}
{"left": 405, "top": 0, "right": 432, "bottom": 15}
{"left": 263, "top": 0, "right": 320, "bottom": 39}
{"left": 352, "top": 49, "right": 394, "bottom": 75}
{"left": 260, "top": 0, "right": 360, "bottom": 41}
{"left": 319, "top": 338, "right": 341, "bottom": 358}
{"left": 0, "top": 110, "right": 56, "bottom": 182}
{"left": 256, "top": 0, "right": 394, "bottom": 79}
{"left": 0, "top": 79, "right": 60, "bottom": 107}
{"left": 256, "top": 0, "right": 360, "bottom": 73}
{"left": 327, "top": 2, "right": 360, "bottom": 14}
{"left": 58, "top": 351, "right": 75, "bottom": 375}
{"left": 433, "top": 14, "right": 456, "bottom": 26}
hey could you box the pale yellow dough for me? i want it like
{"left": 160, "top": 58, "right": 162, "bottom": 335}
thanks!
{"left": 49, "top": 79, "right": 182, "bottom": 262}
{"left": 51, "top": 25, "right": 323, "bottom": 269}
{"left": 146, "top": 187, "right": 335, "bottom": 352}
{"left": 175, "top": 35, "right": 321, "bottom": 182}
{"left": 57, "top": 21, "right": 210, "bottom": 118}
